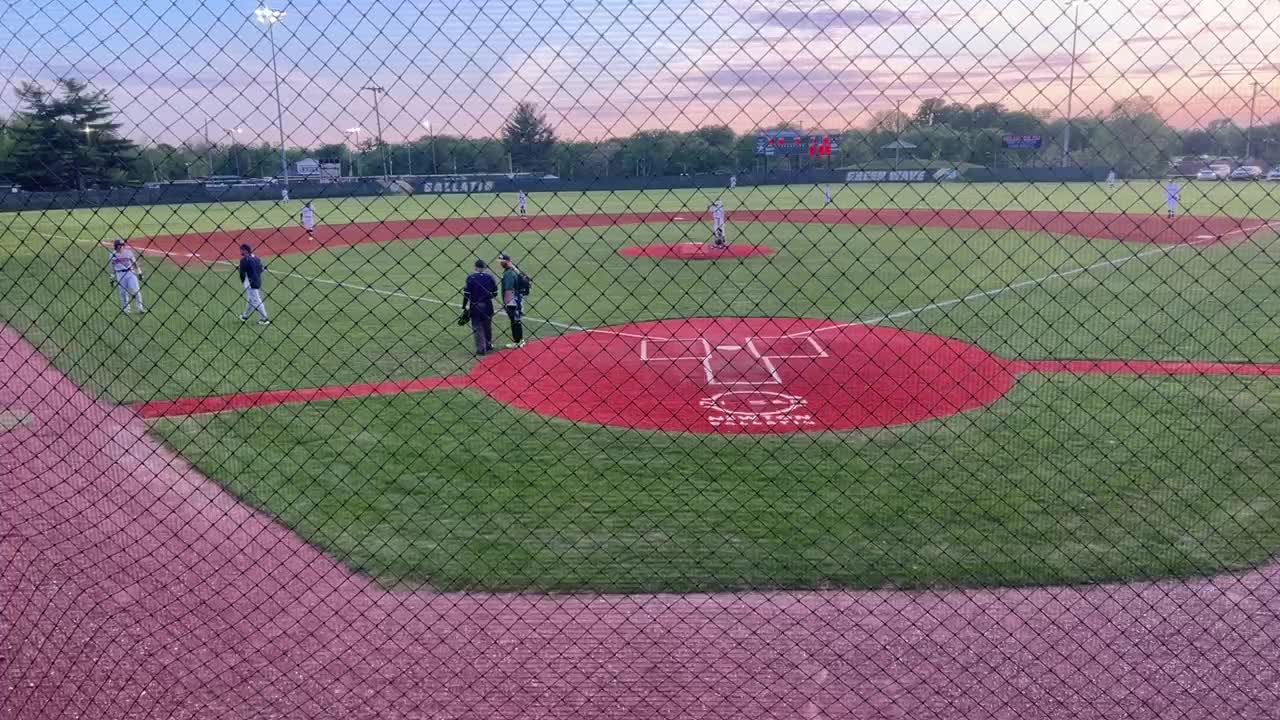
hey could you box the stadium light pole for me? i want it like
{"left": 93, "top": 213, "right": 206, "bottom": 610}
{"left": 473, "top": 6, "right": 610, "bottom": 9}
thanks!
{"left": 344, "top": 127, "right": 362, "bottom": 177}
{"left": 362, "top": 85, "right": 388, "bottom": 178}
{"left": 1245, "top": 80, "right": 1259, "bottom": 160}
{"left": 423, "top": 119, "right": 436, "bottom": 175}
{"left": 1060, "top": 0, "right": 1089, "bottom": 167}
{"left": 225, "top": 127, "right": 243, "bottom": 177}
{"left": 254, "top": 3, "right": 290, "bottom": 199}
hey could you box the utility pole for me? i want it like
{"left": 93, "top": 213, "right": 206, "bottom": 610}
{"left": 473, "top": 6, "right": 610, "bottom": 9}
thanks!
{"left": 362, "top": 85, "right": 388, "bottom": 178}
{"left": 1246, "top": 80, "right": 1259, "bottom": 161}
{"left": 1061, "top": 0, "right": 1086, "bottom": 167}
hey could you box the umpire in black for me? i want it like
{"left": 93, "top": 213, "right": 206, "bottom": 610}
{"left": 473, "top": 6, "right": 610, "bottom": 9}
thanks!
{"left": 460, "top": 259, "right": 498, "bottom": 356}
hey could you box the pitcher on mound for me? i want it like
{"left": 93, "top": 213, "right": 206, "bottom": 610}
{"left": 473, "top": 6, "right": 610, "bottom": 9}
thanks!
{"left": 710, "top": 199, "right": 727, "bottom": 249}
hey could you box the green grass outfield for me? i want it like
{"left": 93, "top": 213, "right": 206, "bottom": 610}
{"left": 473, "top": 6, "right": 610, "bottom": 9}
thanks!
{"left": 5, "top": 179, "right": 1280, "bottom": 243}
{"left": 4, "top": 182, "right": 1280, "bottom": 591}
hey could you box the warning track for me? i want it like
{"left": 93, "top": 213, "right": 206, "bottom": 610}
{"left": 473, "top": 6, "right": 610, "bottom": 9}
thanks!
{"left": 5, "top": 324, "right": 1280, "bottom": 718}
{"left": 131, "top": 209, "right": 1273, "bottom": 265}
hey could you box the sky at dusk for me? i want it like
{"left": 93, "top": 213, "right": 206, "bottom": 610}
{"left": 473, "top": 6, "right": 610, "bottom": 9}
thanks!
{"left": 0, "top": 0, "right": 1277, "bottom": 148}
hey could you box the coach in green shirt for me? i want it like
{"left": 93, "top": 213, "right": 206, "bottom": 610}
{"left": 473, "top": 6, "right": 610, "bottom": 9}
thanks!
{"left": 498, "top": 253, "right": 525, "bottom": 348}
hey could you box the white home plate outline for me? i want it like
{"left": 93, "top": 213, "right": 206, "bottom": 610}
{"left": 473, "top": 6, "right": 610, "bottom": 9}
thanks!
{"left": 640, "top": 334, "right": 829, "bottom": 386}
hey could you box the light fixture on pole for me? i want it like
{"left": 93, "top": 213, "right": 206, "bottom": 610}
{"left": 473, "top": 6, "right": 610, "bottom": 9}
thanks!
{"left": 254, "top": 2, "right": 290, "bottom": 200}
{"left": 344, "top": 127, "right": 362, "bottom": 177}
{"left": 225, "top": 127, "right": 244, "bottom": 177}
{"left": 362, "top": 85, "right": 388, "bottom": 178}
{"left": 1060, "top": 0, "right": 1090, "bottom": 167}
{"left": 422, "top": 119, "right": 437, "bottom": 176}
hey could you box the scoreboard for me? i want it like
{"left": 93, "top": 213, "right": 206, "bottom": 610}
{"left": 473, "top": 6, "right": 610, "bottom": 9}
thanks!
{"left": 756, "top": 130, "right": 841, "bottom": 156}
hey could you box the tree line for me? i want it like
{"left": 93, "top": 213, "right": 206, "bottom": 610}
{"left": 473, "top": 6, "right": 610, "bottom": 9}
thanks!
{"left": 3, "top": 80, "right": 1279, "bottom": 191}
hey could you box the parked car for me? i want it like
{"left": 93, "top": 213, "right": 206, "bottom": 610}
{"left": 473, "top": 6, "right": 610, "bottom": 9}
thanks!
{"left": 1209, "top": 163, "right": 1233, "bottom": 178}
{"left": 1230, "top": 166, "right": 1263, "bottom": 180}
{"left": 1195, "top": 169, "right": 1220, "bottom": 181}
{"left": 1266, "top": 168, "right": 1280, "bottom": 182}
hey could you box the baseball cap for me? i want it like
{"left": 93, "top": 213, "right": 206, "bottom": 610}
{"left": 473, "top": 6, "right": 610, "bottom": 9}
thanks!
{"left": 239, "top": 243, "right": 252, "bottom": 252}
{"left": 474, "top": 259, "right": 487, "bottom": 269}
{"left": 112, "top": 239, "right": 125, "bottom": 248}
{"left": 499, "top": 253, "right": 512, "bottom": 261}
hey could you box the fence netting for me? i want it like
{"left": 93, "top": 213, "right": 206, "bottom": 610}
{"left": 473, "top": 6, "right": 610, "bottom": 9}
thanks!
{"left": 3, "top": 0, "right": 1280, "bottom": 718}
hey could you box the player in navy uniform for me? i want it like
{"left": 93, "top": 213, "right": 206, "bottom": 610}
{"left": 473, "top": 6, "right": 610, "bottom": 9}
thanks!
{"left": 238, "top": 243, "right": 271, "bottom": 325}
{"left": 461, "top": 259, "right": 498, "bottom": 355}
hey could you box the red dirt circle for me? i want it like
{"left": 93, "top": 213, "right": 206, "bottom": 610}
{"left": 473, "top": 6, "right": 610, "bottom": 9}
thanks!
{"left": 470, "top": 317, "right": 1019, "bottom": 434}
{"left": 618, "top": 242, "right": 775, "bottom": 260}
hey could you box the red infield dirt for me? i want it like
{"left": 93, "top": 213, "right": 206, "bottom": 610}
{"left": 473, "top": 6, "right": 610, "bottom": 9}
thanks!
{"left": 617, "top": 242, "right": 775, "bottom": 259}
{"left": 132, "top": 209, "right": 1273, "bottom": 265}
{"left": 6, "top": 324, "right": 1280, "bottom": 719}
{"left": 135, "top": 318, "right": 1280, "bottom": 434}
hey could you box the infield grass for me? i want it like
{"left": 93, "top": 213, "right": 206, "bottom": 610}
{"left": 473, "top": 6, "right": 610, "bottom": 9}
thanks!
{"left": 5, "top": 181, "right": 1280, "bottom": 591}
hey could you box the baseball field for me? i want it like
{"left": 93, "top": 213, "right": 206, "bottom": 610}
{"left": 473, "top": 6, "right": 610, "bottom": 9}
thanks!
{"left": 4, "top": 180, "right": 1280, "bottom": 592}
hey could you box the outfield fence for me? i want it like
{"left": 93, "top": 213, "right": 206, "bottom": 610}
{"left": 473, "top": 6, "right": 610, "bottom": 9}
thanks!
{"left": 0, "top": 169, "right": 1116, "bottom": 212}
{"left": 3, "top": 1, "right": 1280, "bottom": 719}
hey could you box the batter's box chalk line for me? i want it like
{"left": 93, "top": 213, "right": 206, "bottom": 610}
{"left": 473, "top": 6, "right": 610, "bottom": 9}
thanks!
{"left": 640, "top": 334, "right": 830, "bottom": 386}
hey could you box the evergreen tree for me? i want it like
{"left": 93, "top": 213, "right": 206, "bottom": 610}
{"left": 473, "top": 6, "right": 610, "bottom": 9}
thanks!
{"left": 501, "top": 101, "right": 555, "bottom": 173}
{"left": 6, "top": 79, "right": 136, "bottom": 190}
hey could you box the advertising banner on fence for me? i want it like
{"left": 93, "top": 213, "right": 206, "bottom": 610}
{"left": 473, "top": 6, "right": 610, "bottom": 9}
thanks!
{"left": 845, "top": 170, "right": 929, "bottom": 182}
{"left": 422, "top": 179, "right": 497, "bottom": 193}
{"left": 1001, "top": 135, "right": 1043, "bottom": 150}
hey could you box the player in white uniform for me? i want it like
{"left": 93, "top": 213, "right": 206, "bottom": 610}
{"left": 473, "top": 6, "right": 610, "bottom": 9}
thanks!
{"left": 710, "top": 200, "right": 727, "bottom": 248}
{"left": 301, "top": 201, "right": 315, "bottom": 239}
{"left": 823, "top": 183, "right": 832, "bottom": 205}
{"left": 516, "top": 190, "right": 528, "bottom": 217}
{"left": 108, "top": 239, "right": 146, "bottom": 315}
{"left": 1165, "top": 180, "right": 1180, "bottom": 218}
{"left": 729, "top": 174, "right": 737, "bottom": 189}
{"left": 1106, "top": 169, "right": 1117, "bottom": 188}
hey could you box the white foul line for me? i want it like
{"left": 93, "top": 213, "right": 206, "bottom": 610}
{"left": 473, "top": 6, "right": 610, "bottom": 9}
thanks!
{"left": 46, "top": 217, "right": 1280, "bottom": 344}
{"left": 45, "top": 228, "right": 590, "bottom": 332}
{"left": 779, "top": 232, "right": 1240, "bottom": 340}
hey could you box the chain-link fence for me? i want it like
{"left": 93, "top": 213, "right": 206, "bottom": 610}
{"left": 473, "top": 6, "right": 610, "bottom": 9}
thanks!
{"left": 3, "top": 0, "right": 1280, "bottom": 717}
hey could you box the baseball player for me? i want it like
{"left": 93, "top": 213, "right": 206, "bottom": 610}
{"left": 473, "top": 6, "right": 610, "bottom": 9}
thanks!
{"left": 237, "top": 243, "right": 271, "bottom": 325}
{"left": 710, "top": 199, "right": 727, "bottom": 248}
{"left": 498, "top": 253, "right": 525, "bottom": 348}
{"left": 1165, "top": 180, "right": 1181, "bottom": 219}
{"left": 516, "top": 189, "right": 528, "bottom": 217}
{"left": 729, "top": 174, "right": 737, "bottom": 189}
{"left": 1106, "top": 168, "right": 1117, "bottom": 188}
{"left": 823, "top": 183, "right": 832, "bottom": 205}
{"left": 108, "top": 239, "right": 146, "bottom": 315}
{"left": 301, "top": 201, "right": 315, "bottom": 240}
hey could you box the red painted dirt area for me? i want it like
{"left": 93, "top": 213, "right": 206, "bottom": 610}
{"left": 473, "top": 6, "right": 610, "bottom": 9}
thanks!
{"left": 471, "top": 318, "right": 1018, "bottom": 433}
{"left": 7, "top": 324, "right": 1280, "bottom": 719}
{"left": 617, "top": 242, "right": 774, "bottom": 259}
{"left": 134, "top": 317, "right": 1280, "bottom": 432}
{"left": 131, "top": 209, "right": 1274, "bottom": 265}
